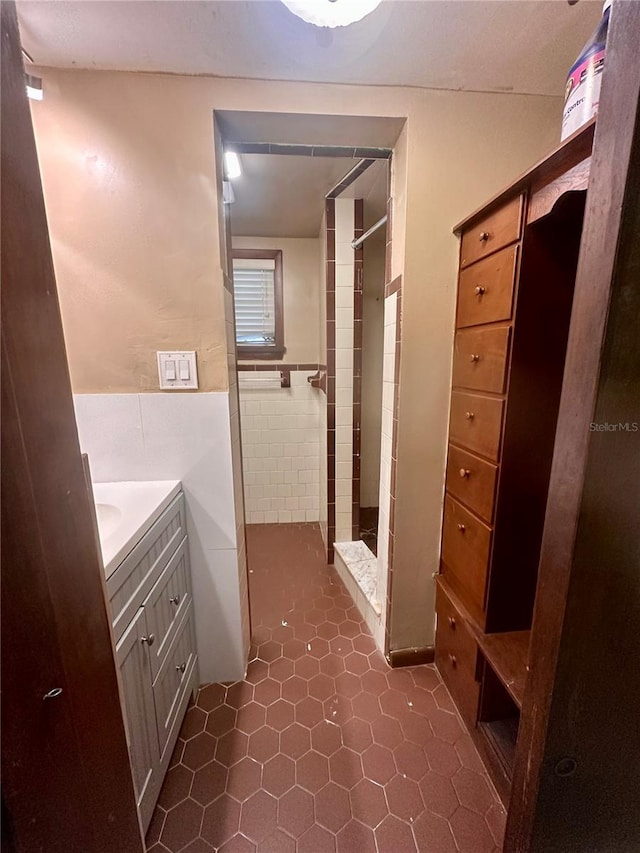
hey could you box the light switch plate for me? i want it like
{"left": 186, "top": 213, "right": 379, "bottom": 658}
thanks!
{"left": 157, "top": 351, "right": 198, "bottom": 390}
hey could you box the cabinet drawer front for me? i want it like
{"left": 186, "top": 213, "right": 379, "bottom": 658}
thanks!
{"left": 446, "top": 445, "right": 498, "bottom": 523}
{"left": 457, "top": 245, "right": 518, "bottom": 328}
{"left": 449, "top": 391, "right": 504, "bottom": 462}
{"left": 460, "top": 195, "right": 523, "bottom": 268}
{"left": 115, "top": 609, "right": 159, "bottom": 808}
{"left": 153, "top": 606, "right": 197, "bottom": 757}
{"left": 453, "top": 326, "right": 511, "bottom": 394}
{"left": 441, "top": 496, "right": 491, "bottom": 613}
{"left": 144, "top": 538, "right": 192, "bottom": 679}
{"left": 435, "top": 585, "right": 480, "bottom": 726}
{"left": 108, "top": 494, "right": 186, "bottom": 643}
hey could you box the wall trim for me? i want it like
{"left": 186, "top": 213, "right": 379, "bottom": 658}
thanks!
{"left": 387, "top": 645, "right": 435, "bottom": 668}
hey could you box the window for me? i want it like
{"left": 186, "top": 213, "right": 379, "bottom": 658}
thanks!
{"left": 232, "top": 249, "right": 284, "bottom": 359}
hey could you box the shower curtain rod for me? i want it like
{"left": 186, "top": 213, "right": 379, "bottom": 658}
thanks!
{"left": 351, "top": 214, "right": 387, "bottom": 250}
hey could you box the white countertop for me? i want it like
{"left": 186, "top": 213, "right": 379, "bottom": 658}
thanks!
{"left": 92, "top": 480, "right": 182, "bottom": 579}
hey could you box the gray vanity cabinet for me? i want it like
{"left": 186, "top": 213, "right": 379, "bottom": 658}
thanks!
{"left": 109, "top": 493, "right": 198, "bottom": 832}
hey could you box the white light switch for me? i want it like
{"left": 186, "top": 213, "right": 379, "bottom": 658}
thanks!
{"left": 157, "top": 351, "right": 198, "bottom": 390}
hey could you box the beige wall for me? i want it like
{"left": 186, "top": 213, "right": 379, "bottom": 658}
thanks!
{"left": 32, "top": 66, "right": 561, "bottom": 650}
{"left": 231, "top": 236, "right": 320, "bottom": 365}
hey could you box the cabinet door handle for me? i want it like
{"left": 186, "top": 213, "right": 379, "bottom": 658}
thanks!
{"left": 176, "top": 662, "right": 186, "bottom": 674}
{"left": 474, "top": 285, "right": 486, "bottom": 296}
{"left": 170, "top": 594, "right": 181, "bottom": 606}
{"left": 457, "top": 523, "right": 466, "bottom": 533}
{"left": 464, "top": 411, "right": 475, "bottom": 420}
{"left": 449, "top": 654, "right": 458, "bottom": 668}
{"left": 141, "top": 634, "right": 155, "bottom": 647}
{"left": 459, "top": 468, "right": 470, "bottom": 479}
{"left": 469, "top": 353, "right": 480, "bottom": 363}
{"left": 479, "top": 231, "right": 490, "bottom": 242}
{"left": 448, "top": 616, "right": 457, "bottom": 630}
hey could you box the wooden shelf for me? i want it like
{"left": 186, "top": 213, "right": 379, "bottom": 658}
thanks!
{"left": 475, "top": 630, "right": 530, "bottom": 709}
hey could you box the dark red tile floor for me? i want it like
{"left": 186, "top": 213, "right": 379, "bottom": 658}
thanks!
{"left": 146, "top": 523, "right": 506, "bottom": 853}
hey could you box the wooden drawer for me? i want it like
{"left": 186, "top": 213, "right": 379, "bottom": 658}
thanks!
{"left": 143, "top": 538, "right": 192, "bottom": 679}
{"left": 460, "top": 195, "right": 523, "bottom": 268}
{"left": 441, "top": 496, "right": 491, "bottom": 614}
{"left": 446, "top": 444, "right": 498, "bottom": 523}
{"left": 152, "top": 605, "right": 197, "bottom": 758}
{"left": 453, "top": 326, "right": 511, "bottom": 394}
{"left": 435, "top": 584, "right": 480, "bottom": 725}
{"left": 108, "top": 494, "right": 186, "bottom": 643}
{"left": 457, "top": 244, "right": 518, "bottom": 328}
{"left": 449, "top": 391, "right": 504, "bottom": 462}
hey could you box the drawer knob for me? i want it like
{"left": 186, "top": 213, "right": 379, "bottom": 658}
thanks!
{"left": 448, "top": 616, "right": 457, "bottom": 630}
{"left": 479, "top": 231, "right": 490, "bottom": 242}
{"left": 141, "top": 634, "right": 155, "bottom": 647}
{"left": 474, "top": 285, "right": 486, "bottom": 296}
{"left": 459, "top": 468, "right": 470, "bottom": 479}
{"left": 176, "top": 662, "right": 187, "bottom": 674}
{"left": 449, "top": 654, "right": 458, "bottom": 668}
{"left": 170, "top": 594, "right": 181, "bottom": 606}
{"left": 464, "top": 411, "right": 474, "bottom": 420}
{"left": 470, "top": 354, "right": 480, "bottom": 363}
{"left": 457, "top": 523, "right": 466, "bottom": 533}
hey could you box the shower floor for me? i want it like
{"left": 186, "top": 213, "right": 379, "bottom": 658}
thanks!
{"left": 359, "top": 507, "right": 379, "bottom": 556}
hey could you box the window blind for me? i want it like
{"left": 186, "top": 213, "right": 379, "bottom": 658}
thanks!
{"left": 232, "top": 258, "right": 276, "bottom": 345}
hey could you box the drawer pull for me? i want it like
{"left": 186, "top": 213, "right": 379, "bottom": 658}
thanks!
{"left": 176, "top": 662, "right": 186, "bottom": 674}
{"left": 479, "top": 231, "right": 490, "bottom": 242}
{"left": 457, "top": 523, "right": 466, "bottom": 533}
{"left": 459, "top": 468, "right": 470, "bottom": 479}
{"left": 474, "top": 285, "right": 486, "bottom": 297}
{"left": 448, "top": 616, "right": 457, "bottom": 630}
{"left": 449, "top": 654, "right": 458, "bottom": 668}
{"left": 141, "top": 634, "right": 155, "bottom": 647}
{"left": 464, "top": 411, "right": 475, "bottom": 420}
{"left": 170, "top": 594, "right": 181, "bottom": 606}
{"left": 469, "top": 354, "right": 480, "bottom": 363}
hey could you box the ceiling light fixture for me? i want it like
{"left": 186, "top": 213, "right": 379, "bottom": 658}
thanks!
{"left": 224, "top": 151, "right": 242, "bottom": 180}
{"left": 25, "top": 73, "right": 43, "bottom": 101}
{"left": 280, "top": 0, "right": 383, "bottom": 28}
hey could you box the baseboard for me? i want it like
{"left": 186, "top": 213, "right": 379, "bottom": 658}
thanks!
{"left": 387, "top": 645, "right": 435, "bottom": 668}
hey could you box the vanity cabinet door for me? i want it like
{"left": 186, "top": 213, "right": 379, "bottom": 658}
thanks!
{"left": 116, "top": 608, "right": 159, "bottom": 820}
{"left": 143, "top": 538, "right": 192, "bottom": 680}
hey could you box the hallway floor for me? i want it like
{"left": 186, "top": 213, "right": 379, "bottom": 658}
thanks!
{"left": 146, "top": 523, "right": 506, "bottom": 853}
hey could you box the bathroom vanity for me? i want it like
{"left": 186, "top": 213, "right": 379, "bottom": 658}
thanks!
{"left": 94, "top": 481, "right": 198, "bottom": 831}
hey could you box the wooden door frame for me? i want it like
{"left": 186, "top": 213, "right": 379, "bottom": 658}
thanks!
{"left": 505, "top": 2, "right": 640, "bottom": 849}
{"left": 1, "top": 4, "right": 143, "bottom": 850}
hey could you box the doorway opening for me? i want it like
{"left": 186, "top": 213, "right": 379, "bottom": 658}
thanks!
{"left": 218, "top": 111, "right": 402, "bottom": 657}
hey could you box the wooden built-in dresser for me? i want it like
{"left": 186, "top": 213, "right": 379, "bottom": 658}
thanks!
{"left": 436, "top": 121, "right": 596, "bottom": 804}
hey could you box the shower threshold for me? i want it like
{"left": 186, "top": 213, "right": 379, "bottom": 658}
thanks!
{"left": 333, "top": 540, "right": 380, "bottom": 615}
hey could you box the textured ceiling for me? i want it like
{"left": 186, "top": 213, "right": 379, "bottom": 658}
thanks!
{"left": 18, "top": 0, "right": 602, "bottom": 97}
{"left": 230, "top": 155, "right": 388, "bottom": 238}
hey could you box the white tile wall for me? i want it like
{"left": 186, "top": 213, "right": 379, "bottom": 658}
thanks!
{"left": 239, "top": 370, "right": 322, "bottom": 524}
{"left": 334, "top": 198, "right": 356, "bottom": 543}
{"left": 73, "top": 391, "right": 246, "bottom": 683}
{"left": 376, "top": 290, "right": 398, "bottom": 620}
